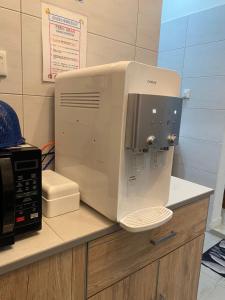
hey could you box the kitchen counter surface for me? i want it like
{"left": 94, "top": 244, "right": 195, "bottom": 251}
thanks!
{"left": 0, "top": 176, "right": 213, "bottom": 276}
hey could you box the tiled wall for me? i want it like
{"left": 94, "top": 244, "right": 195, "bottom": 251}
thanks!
{"left": 161, "top": 0, "right": 225, "bottom": 22}
{"left": 0, "top": 0, "right": 162, "bottom": 148}
{"left": 158, "top": 5, "right": 225, "bottom": 225}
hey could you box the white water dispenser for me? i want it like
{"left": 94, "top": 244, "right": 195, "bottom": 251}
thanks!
{"left": 55, "top": 61, "right": 182, "bottom": 232}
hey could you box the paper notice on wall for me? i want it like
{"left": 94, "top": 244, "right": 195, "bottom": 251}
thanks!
{"left": 42, "top": 3, "right": 87, "bottom": 82}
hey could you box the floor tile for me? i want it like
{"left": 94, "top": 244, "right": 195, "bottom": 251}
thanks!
{"left": 197, "top": 270, "right": 217, "bottom": 300}
{"left": 203, "top": 284, "right": 225, "bottom": 300}
{"left": 203, "top": 232, "right": 222, "bottom": 252}
{"left": 201, "top": 265, "right": 222, "bottom": 283}
{"left": 217, "top": 276, "right": 225, "bottom": 288}
{"left": 197, "top": 232, "right": 224, "bottom": 299}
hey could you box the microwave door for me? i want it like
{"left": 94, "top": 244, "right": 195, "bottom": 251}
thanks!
{"left": 0, "top": 157, "right": 15, "bottom": 235}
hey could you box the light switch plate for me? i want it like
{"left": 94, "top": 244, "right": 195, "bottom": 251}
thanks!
{"left": 0, "top": 50, "right": 7, "bottom": 77}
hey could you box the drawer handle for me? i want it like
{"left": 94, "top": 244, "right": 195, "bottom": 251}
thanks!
{"left": 150, "top": 231, "right": 177, "bottom": 246}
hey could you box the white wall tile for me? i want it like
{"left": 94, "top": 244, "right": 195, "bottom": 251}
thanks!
{"left": 172, "top": 160, "right": 217, "bottom": 189}
{"left": 159, "top": 16, "right": 188, "bottom": 52}
{"left": 180, "top": 108, "right": 225, "bottom": 143}
{"left": 86, "top": 33, "right": 135, "bottom": 67}
{"left": 183, "top": 40, "right": 225, "bottom": 77}
{"left": 22, "top": 14, "right": 54, "bottom": 97}
{"left": 187, "top": 5, "right": 225, "bottom": 47}
{"left": 21, "top": 0, "right": 139, "bottom": 44}
{"left": 136, "top": 0, "right": 162, "bottom": 51}
{"left": 0, "top": 94, "right": 23, "bottom": 132}
{"left": 23, "top": 95, "right": 54, "bottom": 148}
{"left": 182, "top": 77, "right": 225, "bottom": 109}
{"left": 0, "top": 8, "right": 22, "bottom": 94}
{"left": 157, "top": 48, "right": 184, "bottom": 76}
{"left": 135, "top": 47, "right": 157, "bottom": 65}
{"left": 160, "top": 7, "right": 225, "bottom": 227}
{"left": 21, "top": 0, "right": 40, "bottom": 16}
{"left": 0, "top": 0, "right": 20, "bottom": 11}
{"left": 174, "top": 137, "right": 222, "bottom": 174}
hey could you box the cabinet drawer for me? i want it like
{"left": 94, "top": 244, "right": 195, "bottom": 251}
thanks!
{"left": 87, "top": 198, "right": 208, "bottom": 297}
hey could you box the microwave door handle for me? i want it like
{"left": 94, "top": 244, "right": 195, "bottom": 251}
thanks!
{"left": 0, "top": 158, "right": 15, "bottom": 234}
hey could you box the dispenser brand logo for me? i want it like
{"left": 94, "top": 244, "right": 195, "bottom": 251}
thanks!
{"left": 147, "top": 79, "right": 157, "bottom": 85}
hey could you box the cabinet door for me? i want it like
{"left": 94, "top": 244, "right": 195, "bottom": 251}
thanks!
{"left": 28, "top": 249, "right": 73, "bottom": 300}
{"left": 89, "top": 261, "right": 158, "bottom": 300}
{"left": 88, "top": 199, "right": 208, "bottom": 297}
{"left": 0, "top": 267, "right": 28, "bottom": 300}
{"left": 157, "top": 235, "right": 204, "bottom": 300}
{"left": 0, "top": 244, "right": 86, "bottom": 300}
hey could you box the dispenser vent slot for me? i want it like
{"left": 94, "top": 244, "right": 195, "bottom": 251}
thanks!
{"left": 60, "top": 92, "right": 100, "bottom": 109}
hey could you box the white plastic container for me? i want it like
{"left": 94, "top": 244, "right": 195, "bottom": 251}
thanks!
{"left": 42, "top": 170, "right": 80, "bottom": 217}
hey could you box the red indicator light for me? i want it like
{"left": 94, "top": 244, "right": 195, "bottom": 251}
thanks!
{"left": 16, "top": 216, "right": 25, "bottom": 223}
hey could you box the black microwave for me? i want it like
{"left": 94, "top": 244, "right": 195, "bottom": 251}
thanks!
{"left": 0, "top": 144, "right": 42, "bottom": 247}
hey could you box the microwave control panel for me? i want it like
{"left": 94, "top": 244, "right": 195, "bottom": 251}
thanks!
{"left": 13, "top": 146, "right": 42, "bottom": 234}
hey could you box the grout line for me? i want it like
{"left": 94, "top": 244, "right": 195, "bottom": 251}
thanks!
{"left": 22, "top": 93, "right": 54, "bottom": 98}
{"left": 20, "top": 6, "right": 25, "bottom": 135}
{"left": 0, "top": 5, "right": 20, "bottom": 13}
{"left": 133, "top": 0, "right": 140, "bottom": 60}
{"left": 173, "top": 160, "right": 218, "bottom": 177}
{"left": 21, "top": 10, "right": 156, "bottom": 53}
{"left": 20, "top": 11, "right": 24, "bottom": 117}
{"left": 134, "top": 45, "right": 157, "bottom": 53}
{"left": 182, "top": 107, "right": 225, "bottom": 111}
{"left": 181, "top": 15, "right": 189, "bottom": 80}
{"left": 183, "top": 106, "right": 225, "bottom": 111}
{"left": 159, "top": 36, "right": 225, "bottom": 55}
{"left": 159, "top": 46, "right": 185, "bottom": 54}
{"left": 179, "top": 135, "right": 223, "bottom": 145}
{"left": 183, "top": 74, "right": 225, "bottom": 79}
{"left": 22, "top": 11, "right": 154, "bottom": 50}
{"left": 0, "top": 92, "right": 54, "bottom": 98}
{"left": 22, "top": 10, "right": 137, "bottom": 47}
{"left": 161, "top": 4, "right": 225, "bottom": 24}
{"left": 0, "top": 92, "right": 23, "bottom": 96}
{"left": 186, "top": 37, "right": 225, "bottom": 49}
{"left": 21, "top": 95, "right": 25, "bottom": 136}
{"left": 87, "top": 31, "right": 136, "bottom": 47}
{"left": 21, "top": 11, "right": 41, "bottom": 20}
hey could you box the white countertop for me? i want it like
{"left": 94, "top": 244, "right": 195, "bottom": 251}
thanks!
{"left": 0, "top": 176, "right": 213, "bottom": 276}
{"left": 168, "top": 176, "right": 213, "bottom": 208}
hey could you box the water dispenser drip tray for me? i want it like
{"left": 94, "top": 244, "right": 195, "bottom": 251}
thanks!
{"left": 119, "top": 207, "right": 173, "bottom": 233}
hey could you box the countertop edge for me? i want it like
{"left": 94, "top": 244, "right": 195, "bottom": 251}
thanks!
{"left": 0, "top": 189, "right": 213, "bottom": 276}
{"left": 167, "top": 190, "right": 213, "bottom": 210}
{"left": 0, "top": 223, "right": 120, "bottom": 276}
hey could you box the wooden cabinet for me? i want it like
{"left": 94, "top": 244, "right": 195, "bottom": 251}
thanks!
{"left": 89, "top": 235, "right": 204, "bottom": 300}
{"left": 0, "top": 198, "right": 208, "bottom": 300}
{"left": 87, "top": 198, "right": 208, "bottom": 296}
{"left": 89, "top": 262, "right": 158, "bottom": 300}
{"left": 157, "top": 235, "right": 204, "bottom": 300}
{"left": 0, "top": 244, "right": 86, "bottom": 300}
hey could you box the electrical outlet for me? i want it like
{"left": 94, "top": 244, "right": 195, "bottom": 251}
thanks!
{"left": 182, "top": 88, "right": 191, "bottom": 100}
{"left": 0, "top": 50, "right": 7, "bottom": 77}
